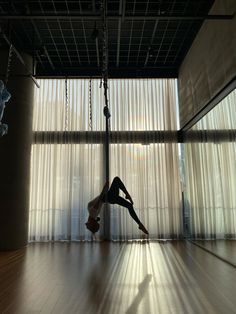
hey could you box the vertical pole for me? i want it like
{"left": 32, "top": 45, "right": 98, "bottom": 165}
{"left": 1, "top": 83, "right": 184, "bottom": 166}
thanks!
{"left": 100, "top": 0, "right": 112, "bottom": 240}
{"left": 104, "top": 79, "right": 110, "bottom": 184}
{"left": 103, "top": 80, "right": 110, "bottom": 240}
{"left": 103, "top": 121, "right": 110, "bottom": 240}
{"left": 102, "top": 0, "right": 110, "bottom": 240}
{"left": 105, "top": 114, "right": 110, "bottom": 182}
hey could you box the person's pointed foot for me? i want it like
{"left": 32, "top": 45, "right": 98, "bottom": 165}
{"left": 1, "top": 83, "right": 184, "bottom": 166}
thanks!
{"left": 139, "top": 223, "right": 149, "bottom": 235}
{"left": 125, "top": 194, "right": 134, "bottom": 204}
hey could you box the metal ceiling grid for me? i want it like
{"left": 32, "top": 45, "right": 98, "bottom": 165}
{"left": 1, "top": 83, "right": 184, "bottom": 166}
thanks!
{"left": 0, "top": 0, "right": 217, "bottom": 77}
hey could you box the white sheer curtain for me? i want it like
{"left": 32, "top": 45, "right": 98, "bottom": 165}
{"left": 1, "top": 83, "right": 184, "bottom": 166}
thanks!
{"left": 29, "top": 79, "right": 104, "bottom": 241}
{"left": 109, "top": 79, "right": 182, "bottom": 240}
{"left": 108, "top": 79, "right": 178, "bottom": 131}
{"left": 29, "top": 79, "right": 182, "bottom": 241}
{"left": 110, "top": 143, "right": 182, "bottom": 240}
{"left": 184, "top": 89, "right": 236, "bottom": 239}
{"left": 29, "top": 144, "right": 103, "bottom": 241}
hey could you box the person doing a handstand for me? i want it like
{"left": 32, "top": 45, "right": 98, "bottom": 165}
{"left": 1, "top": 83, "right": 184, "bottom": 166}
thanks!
{"left": 85, "top": 176, "right": 149, "bottom": 235}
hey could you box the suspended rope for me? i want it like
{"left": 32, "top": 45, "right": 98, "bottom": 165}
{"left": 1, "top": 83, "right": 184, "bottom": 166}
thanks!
{"left": 101, "top": 0, "right": 111, "bottom": 185}
{"left": 64, "top": 77, "right": 69, "bottom": 131}
{"left": 0, "top": 45, "right": 12, "bottom": 137}
{"left": 101, "top": 0, "right": 110, "bottom": 120}
{"left": 89, "top": 78, "right": 93, "bottom": 130}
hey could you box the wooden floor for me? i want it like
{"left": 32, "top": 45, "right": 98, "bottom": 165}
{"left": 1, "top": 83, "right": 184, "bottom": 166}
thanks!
{"left": 1, "top": 241, "right": 236, "bottom": 314}
{"left": 192, "top": 240, "right": 236, "bottom": 266}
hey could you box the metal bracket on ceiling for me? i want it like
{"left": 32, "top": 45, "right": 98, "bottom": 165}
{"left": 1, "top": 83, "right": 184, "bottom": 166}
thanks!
{"left": 0, "top": 26, "right": 40, "bottom": 88}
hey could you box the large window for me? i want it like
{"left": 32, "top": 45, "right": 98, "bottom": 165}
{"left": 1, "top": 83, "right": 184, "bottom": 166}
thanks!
{"left": 110, "top": 143, "right": 182, "bottom": 240}
{"left": 29, "top": 79, "right": 182, "bottom": 241}
{"left": 184, "top": 88, "right": 236, "bottom": 239}
{"left": 29, "top": 144, "right": 103, "bottom": 241}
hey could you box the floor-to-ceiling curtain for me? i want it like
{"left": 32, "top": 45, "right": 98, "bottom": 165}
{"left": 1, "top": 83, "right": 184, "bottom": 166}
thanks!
{"left": 184, "top": 89, "right": 236, "bottom": 239}
{"left": 108, "top": 79, "right": 182, "bottom": 240}
{"left": 29, "top": 79, "right": 182, "bottom": 241}
{"left": 29, "top": 79, "right": 104, "bottom": 241}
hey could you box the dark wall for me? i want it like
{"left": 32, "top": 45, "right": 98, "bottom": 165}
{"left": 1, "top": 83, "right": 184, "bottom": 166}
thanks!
{"left": 0, "top": 50, "right": 34, "bottom": 250}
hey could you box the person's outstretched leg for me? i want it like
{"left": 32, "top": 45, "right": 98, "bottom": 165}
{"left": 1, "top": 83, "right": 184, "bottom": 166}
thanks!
{"left": 107, "top": 177, "right": 148, "bottom": 235}
{"left": 108, "top": 177, "right": 133, "bottom": 204}
{"left": 115, "top": 196, "right": 140, "bottom": 224}
{"left": 113, "top": 196, "right": 149, "bottom": 235}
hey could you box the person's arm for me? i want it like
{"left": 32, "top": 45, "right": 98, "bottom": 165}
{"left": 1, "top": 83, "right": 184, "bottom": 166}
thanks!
{"left": 88, "top": 181, "right": 109, "bottom": 211}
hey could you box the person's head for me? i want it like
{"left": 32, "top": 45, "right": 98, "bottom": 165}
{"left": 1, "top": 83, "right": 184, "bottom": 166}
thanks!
{"left": 85, "top": 216, "right": 100, "bottom": 233}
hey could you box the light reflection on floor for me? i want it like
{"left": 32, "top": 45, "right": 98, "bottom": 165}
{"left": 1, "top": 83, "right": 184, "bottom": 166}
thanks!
{"left": 1, "top": 241, "right": 236, "bottom": 313}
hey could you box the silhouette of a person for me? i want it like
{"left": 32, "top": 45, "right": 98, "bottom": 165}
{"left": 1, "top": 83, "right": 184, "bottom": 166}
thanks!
{"left": 126, "top": 274, "right": 152, "bottom": 314}
{"left": 85, "top": 176, "right": 149, "bottom": 235}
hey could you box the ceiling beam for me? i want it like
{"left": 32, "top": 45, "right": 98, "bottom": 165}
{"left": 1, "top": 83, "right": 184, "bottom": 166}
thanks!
{"left": 0, "top": 14, "right": 234, "bottom": 20}
{"left": 34, "top": 66, "right": 178, "bottom": 78}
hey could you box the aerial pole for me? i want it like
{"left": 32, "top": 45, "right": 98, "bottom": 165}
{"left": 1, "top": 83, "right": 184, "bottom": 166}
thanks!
{"left": 101, "top": 0, "right": 110, "bottom": 184}
{"left": 101, "top": 0, "right": 111, "bottom": 239}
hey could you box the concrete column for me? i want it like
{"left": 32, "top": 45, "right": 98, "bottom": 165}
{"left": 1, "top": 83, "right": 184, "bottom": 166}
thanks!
{"left": 0, "top": 49, "right": 34, "bottom": 250}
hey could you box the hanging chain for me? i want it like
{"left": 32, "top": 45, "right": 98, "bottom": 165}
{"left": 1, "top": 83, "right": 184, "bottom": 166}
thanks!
{"left": 5, "top": 44, "right": 13, "bottom": 85}
{"left": 89, "top": 78, "right": 92, "bottom": 130}
{"left": 65, "top": 78, "right": 69, "bottom": 131}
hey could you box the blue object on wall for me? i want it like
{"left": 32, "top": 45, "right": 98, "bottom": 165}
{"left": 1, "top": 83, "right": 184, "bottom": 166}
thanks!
{"left": 0, "top": 80, "right": 11, "bottom": 137}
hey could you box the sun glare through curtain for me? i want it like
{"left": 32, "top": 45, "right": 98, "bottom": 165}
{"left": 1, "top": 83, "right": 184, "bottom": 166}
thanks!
{"left": 29, "top": 79, "right": 182, "bottom": 241}
{"left": 184, "top": 88, "right": 236, "bottom": 239}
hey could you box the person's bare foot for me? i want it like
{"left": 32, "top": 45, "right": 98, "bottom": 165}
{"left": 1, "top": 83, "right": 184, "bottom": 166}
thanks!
{"left": 125, "top": 194, "right": 134, "bottom": 204}
{"left": 139, "top": 223, "right": 149, "bottom": 235}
